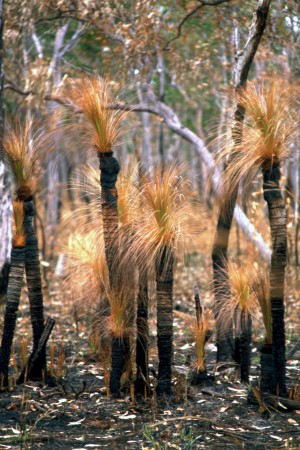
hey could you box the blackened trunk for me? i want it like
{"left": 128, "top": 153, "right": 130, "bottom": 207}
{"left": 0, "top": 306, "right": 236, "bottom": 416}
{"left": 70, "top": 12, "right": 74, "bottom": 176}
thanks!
{"left": 135, "top": 267, "right": 150, "bottom": 397}
{"left": 263, "top": 165, "right": 287, "bottom": 396}
{"left": 260, "top": 342, "right": 273, "bottom": 393}
{"left": 98, "top": 153, "right": 120, "bottom": 289}
{"left": 99, "top": 153, "right": 127, "bottom": 396}
{"left": 0, "top": 247, "right": 24, "bottom": 384}
{"left": 24, "top": 200, "right": 45, "bottom": 380}
{"left": 239, "top": 312, "right": 252, "bottom": 383}
{"left": 0, "top": 262, "right": 10, "bottom": 304}
{"left": 109, "top": 337, "right": 125, "bottom": 397}
{"left": 156, "top": 246, "right": 174, "bottom": 397}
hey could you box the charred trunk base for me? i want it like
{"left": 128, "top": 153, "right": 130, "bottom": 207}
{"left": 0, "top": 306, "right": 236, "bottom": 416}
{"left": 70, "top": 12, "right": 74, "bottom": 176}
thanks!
{"left": 156, "top": 333, "right": 172, "bottom": 397}
{"left": 260, "top": 343, "right": 273, "bottom": 393}
{"left": 217, "top": 333, "right": 235, "bottom": 364}
{"left": 190, "top": 369, "right": 214, "bottom": 386}
{"left": 135, "top": 293, "right": 149, "bottom": 398}
{"left": 109, "top": 338, "right": 126, "bottom": 397}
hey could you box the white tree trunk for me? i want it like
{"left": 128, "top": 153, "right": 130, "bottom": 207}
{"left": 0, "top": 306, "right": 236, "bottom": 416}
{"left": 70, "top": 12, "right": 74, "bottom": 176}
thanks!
{"left": 0, "top": 162, "right": 12, "bottom": 269}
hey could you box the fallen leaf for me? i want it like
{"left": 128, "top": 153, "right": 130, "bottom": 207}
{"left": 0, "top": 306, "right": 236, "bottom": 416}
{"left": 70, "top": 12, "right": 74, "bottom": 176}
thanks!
{"left": 288, "top": 418, "right": 298, "bottom": 425}
{"left": 119, "top": 414, "right": 136, "bottom": 420}
{"left": 270, "top": 435, "right": 283, "bottom": 441}
{"left": 219, "top": 406, "right": 229, "bottom": 412}
{"left": 68, "top": 418, "right": 85, "bottom": 426}
{"left": 6, "top": 403, "right": 17, "bottom": 410}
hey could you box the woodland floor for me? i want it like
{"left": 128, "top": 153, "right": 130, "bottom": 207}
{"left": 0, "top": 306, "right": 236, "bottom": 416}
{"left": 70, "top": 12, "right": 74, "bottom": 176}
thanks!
{"left": 1, "top": 254, "right": 300, "bottom": 449}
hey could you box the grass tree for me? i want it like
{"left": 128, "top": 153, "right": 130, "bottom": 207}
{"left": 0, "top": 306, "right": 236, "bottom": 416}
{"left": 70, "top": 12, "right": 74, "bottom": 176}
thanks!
{"left": 218, "top": 262, "right": 258, "bottom": 383}
{"left": 220, "top": 80, "right": 297, "bottom": 395}
{"left": 0, "top": 201, "right": 25, "bottom": 384}
{"left": 135, "top": 166, "right": 200, "bottom": 397}
{"left": 2, "top": 120, "right": 46, "bottom": 380}
{"left": 60, "top": 77, "right": 129, "bottom": 396}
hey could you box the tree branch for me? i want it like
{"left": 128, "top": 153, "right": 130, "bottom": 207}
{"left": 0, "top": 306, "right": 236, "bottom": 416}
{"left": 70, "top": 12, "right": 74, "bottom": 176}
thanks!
{"left": 3, "top": 74, "right": 33, "bottom": 96}
{"left": 164, "top": 0, "right": 231, "bottom": 50}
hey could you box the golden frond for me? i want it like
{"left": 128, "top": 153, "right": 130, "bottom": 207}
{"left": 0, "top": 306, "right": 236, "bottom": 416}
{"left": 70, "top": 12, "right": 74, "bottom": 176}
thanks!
{"left": 216, "top": 260, "right": 258, "bottom": 334}
{"left": 193, "top": 310, "right": 211, "bottom": 372}
{"left": 117, "top": 161, "right": 140, "bottom": 227}
{"left": 132, "top": 165, "right": 203, "bottom": 270}
{"left": 104, "top": 287, "right": 135, "bottom": 339}
{"left": 59, "top": 76, "right": 128, "bottom": 153}
{"left": 253, "top": 272, "right": 272, "bottom": 344}
{"left": 12, "top": 200, "right": 25, "bottom": 248}
{"left": 215, "top": 79, "right": 297, "bottom": 210}
{"left": 2, "top": 118, "right": 46, "bottom": 200}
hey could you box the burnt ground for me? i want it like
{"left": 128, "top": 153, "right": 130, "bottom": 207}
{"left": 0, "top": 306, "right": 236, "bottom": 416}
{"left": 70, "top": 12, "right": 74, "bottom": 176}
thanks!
{"left": 1, "top": 258, "right": 300, "bottom": 450}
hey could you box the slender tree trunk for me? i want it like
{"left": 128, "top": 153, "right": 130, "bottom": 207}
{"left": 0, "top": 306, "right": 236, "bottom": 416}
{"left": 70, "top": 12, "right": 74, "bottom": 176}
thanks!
{"left": 262, "top": 164, "right": 287, "bottom": 396}
{"left": 156, "top": 246, "right": 174, "bottom": 397}
{"left": 98, "top": 152, "right": 131, "bottom": 396}
{"left": 0, "top": 247, "right": 25, "bottom": 384}
{"left": 239, "top": 311, "right": 252, "bottom": 383}
{"left": 0, "top": 1, "right": 11, "bottom": 301}
{"left": 135, "top": 267, "right": 150, "bottom": 397}
{"left": 98, "top": 153, "right": 120, "bottom": 289}
{"left": 24, "top": 200, "right": 45, "bottom": 380}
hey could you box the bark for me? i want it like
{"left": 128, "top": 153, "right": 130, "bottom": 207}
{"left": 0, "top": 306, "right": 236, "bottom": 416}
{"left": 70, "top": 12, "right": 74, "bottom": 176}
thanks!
{"left": 212, "top": 0, "right": 271, "bottom": 362}
{"left": 239, "top": 312, "right": 252, "bottom": 383}
{"left": 156, "top": 246, "right": 174, "bottom": 397}
{"left": 98, "top": 153, "right": 120, "bottom": 289}
{"left": 24, "top": 200, "right": 46, "bottom": 380}
{"left": 0, "top": 261, "right": 10, "bottom": 304}
{"left": 262, "top": 165, "right": 287, "bottom": 396}
{"left": 0, "top": 247, "right": 25, "bottom": 384}
{"left": 135, "top": 267, "right": 150, "bottom": 398}
{"left": 98, "top": 152, "right": 128, "bottom": 397}
{"left": 109, "top": 337, "right": 126, "bottom": 397}
{"left": 260, "top": 342, "right": 273, "bottom": 393}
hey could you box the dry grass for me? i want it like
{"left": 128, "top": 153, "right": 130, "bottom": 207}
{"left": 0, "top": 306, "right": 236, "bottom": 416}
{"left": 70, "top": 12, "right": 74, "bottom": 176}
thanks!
{"left": 2, "top": 118, "right": 47, "bottom": 200}
{"left": 59, "top": 76, "right": 128, "bottom": 153}
{"left": 12, "top": 200, "right": 25, "bottom": 248}
{"left": 215, "top": 79, "right": 297, "bottom": 208}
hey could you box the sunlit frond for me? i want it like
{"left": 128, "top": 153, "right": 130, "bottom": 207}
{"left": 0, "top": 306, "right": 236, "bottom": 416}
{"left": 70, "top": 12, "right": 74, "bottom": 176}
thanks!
{"left": 215, "top": 80, "right": 297, "bottom": 209}
{"left": 2, "top": 118, "right": 46, "bottom": 200}
{"left": 253, "top": 272, "right": 272, "bottom": 344}
{"left": 59, "top": 76, "right": 128, "bottom": 153}
{"left": 216, "top": 261, "right": 259, "bottom": 334}
{"left": 132, "top": 165, "right": 203, "bottom": 270}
